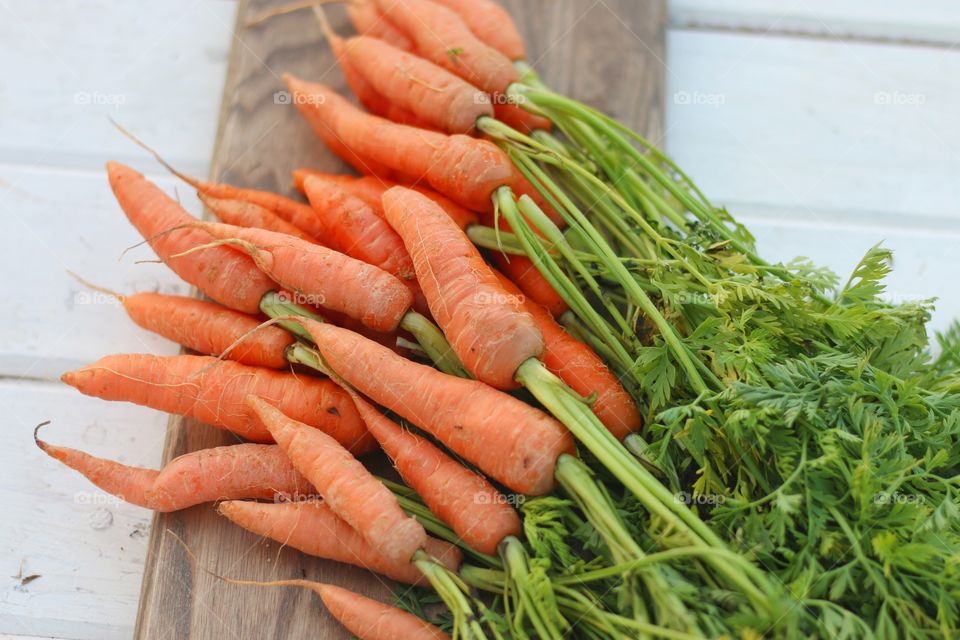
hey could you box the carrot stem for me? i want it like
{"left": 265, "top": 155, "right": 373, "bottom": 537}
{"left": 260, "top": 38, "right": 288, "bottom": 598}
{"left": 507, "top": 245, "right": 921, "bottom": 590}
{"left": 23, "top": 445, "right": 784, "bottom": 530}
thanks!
{"left": 464, "top": 225, "right": 526, "bottom": 256}
{"left": 258, "top": 290, "right": 326, "bottom": 340}
{"left": 399, "top": 311, "right": 472, "bottom": 378}
{"left": 498, "top": 536, "right": 567, "bottom": 640}
{"left": 412, "top": 551, "right": 487, "bottom": 640}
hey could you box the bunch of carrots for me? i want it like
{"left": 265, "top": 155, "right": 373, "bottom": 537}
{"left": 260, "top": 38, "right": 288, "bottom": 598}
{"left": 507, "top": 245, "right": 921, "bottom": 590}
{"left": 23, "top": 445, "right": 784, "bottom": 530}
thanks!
{"left": 39, "top": 1, "right": 960, "bottom": 639}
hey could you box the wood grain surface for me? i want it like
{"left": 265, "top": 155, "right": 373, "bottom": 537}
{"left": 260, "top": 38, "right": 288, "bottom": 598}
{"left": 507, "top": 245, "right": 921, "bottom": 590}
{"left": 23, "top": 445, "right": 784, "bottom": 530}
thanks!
{"left": 134, "top": 1, "right": 666, "bottom": 638}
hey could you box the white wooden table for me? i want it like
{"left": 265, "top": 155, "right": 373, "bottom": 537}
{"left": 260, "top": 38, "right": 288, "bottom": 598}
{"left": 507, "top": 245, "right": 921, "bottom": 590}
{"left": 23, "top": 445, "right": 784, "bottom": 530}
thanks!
{"left": 1, "top": 1, "right": 957, "bottom": 638}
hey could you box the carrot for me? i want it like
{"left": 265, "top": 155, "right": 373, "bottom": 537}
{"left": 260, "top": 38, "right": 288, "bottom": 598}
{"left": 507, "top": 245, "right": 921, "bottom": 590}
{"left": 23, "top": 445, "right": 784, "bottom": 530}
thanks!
{"left": 383, "top": 186, "right": 543, "bottom": 389}
{"left": 222, "top": 575, "right": 451, "bottom": 640}
{"left": 318, "top": 7, "right": 492, "bottom": 136}
{"left": 293, "top": 170, "right": 478, "bottom": 231}
{"left": 107, "top": 161, "right": 275, "bottom": 315}
{"left": 199, "top": 192, "right": 316, "bottom": 242}
{"left": 350, "top": 394, "right": 522, "bottom": 555}
{"left": 246, "top": 395, "right": 427, "bottom": 564}
{"left": 339, "top": 52, "right": 438, "bottom": 130}
{"left": 35, "top": 436, "right": 307, "bottom": 511}
{"left": 122, "top": 293, "right": 293, "bottom": 369}
{"left": 431, "top": 0, "right": 525, "bottom": 61}
{"left": 62, "top": 354, "right": 373, "bottom": 451}
{"left": 188, "top": 220, "right": 414, "bottom": 333}
{"left": 286, "top": 318, "right": 574, "bottom": 496}
{"left": 346, "top": 1, "right": 414, "bottom": 51}
{"left": 487, "top": 251, "right": 568, "bottom": 318}
{"left": 301, "top": 175, "right": 416, "bottom": 282}
{"left": 284, "top": 76, "right": 517, "bottom": 212}
{"left": 370, "top": 0, "right": 518, "bottom": 97}
{"left": 492, "top": 271, "right": 641, "bottom": 440}
{"left": 492, "top": 102, "right": 553, "bottom": 135}
{"left": 218, "top": 500, "right": 462, "bottom": 586}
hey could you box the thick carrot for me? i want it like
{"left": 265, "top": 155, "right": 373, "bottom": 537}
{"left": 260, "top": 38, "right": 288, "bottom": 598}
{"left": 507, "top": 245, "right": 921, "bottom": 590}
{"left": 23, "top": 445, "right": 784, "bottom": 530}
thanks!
{"left": 218, "top": 500, "right": 462, "bottom": 586}
{"left": 493, "top": 271, "right": 641, "bottom": 440}
{"left": 122, "top": 293, "right": 293, "bottom": 369}
{"left": 346, "top": 1, "right": 414, "bottom": 51}
{"left": 247, "top": 396, "right": 427, "bottom": 564}
{"left": 350, "top": 394, "right": 521, "bottom": 555}
{"left": 285, "top": 76, "right": 517, "bottom": 212}
{"left": 371, "top": 0, "right": 518, "bottom": 96}
{"left": 431, "top": 0, "right": 525, "bottom": 61}
{"left": 289, "top": 318, "right": 573, "bottom": 496}
{"left": 339, "top": 52, "right": 438, "bottom": 130}
{"left": 62, "top": 354, "right": 373, "bottom": 451}
{"left": 199, "top": 193, "right": 315, "bottom": 242}
{"left": 107, "top": 161, "right": 274, "bottom": 315}
{"left": 36, "top": 438, "right": 306, "bottom": 511}
{"left": 293, "top": 170, "right": 479, "bottom": 231}
{"left": 383, "top": 186, "right": 543, "bottom": 389}
{"left": 334, "top": 33, "right": 493, "bottom": 135}
{"left": 190, "top": 221, "right": 414, "bottom": 333}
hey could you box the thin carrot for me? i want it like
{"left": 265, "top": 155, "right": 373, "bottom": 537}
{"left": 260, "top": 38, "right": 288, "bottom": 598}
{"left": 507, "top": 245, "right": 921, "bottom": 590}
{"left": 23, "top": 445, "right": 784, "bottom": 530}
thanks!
{"left": 370, "top": 0, "right": 518, "bottom": 97}
{"left": 122, "top": 292, "right": 293, "bottom": 369}
{"left": 346, "top": 1, "right": 414, "bottom": 51}
{"left": 383, "top": 186, "right": 543, "bottom": 389}
{"left": 349, "top": 393, "right": 522, "bottom": 555}
{"left": 246, "top": 395, "right": 427, "bottom": 564}
{"left": 431, "top": 0, "right": 525, "bottom": 61}
{"left": 107, "top": 161, "right": 275, "bottom": 315}
{"left": 62, "top": 354, "right": 373, "bottom": 451}
{"left": 199, "top": 192, "right": 316, "bottom": 242}
{"left": 284, "top": 76, "right": 517, "bottom": 212}
{"left": 186, "top": 220, "right": 414, "bottom": 333}
{"left": 293, "top": 170, "right": 479, "bottom": 231}
{"left": 487, "top": 251, "right": 568, "bottom": 318}
{"left": 285, "top": 318, "right": 574, "bottom": 496}
{"left": 493, "top": 271, "right": 641, "bottom": 440}
{"left": 36, "top": 436, "right": 307, "bottom": 511}
{"left": 339, "top": 52, "right": 438, "bottom": 130}
{"left": 218, "top": 500, "right": 462, "bottom": 586}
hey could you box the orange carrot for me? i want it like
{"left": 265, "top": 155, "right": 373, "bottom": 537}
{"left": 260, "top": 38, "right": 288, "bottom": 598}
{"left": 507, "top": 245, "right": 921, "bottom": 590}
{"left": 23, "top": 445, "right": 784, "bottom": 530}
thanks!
{"left": 247, "top": 396, "right": 427, "bottom": 564}
{"left": 492, "top": 271, "right": 641, "bottom": 440}
{"left": 346, "top": 1, "right": 414, "bottom": 52}
{"left": 329, "top": 30, "right": 493, "bottom": 135}
{"left": 289, "top": 317, "right": 573, "bottom": 496}
{"left": 189, "top": 221, "right": 414, "bottom": 333}
{"left": 371, "top": 0, "right": 518, "bottom": 97}
{"left": 339, "top": 52, "right": 438, "bottom": 130}
{"left": 301, "top": 175, "right": 415, "bottom": 282}
{"left": 285, "top": 76, "right": 518, "bottom": 212}
{"left": 228, "top": 577, "right": 451, "bottom": 640}
{"left": 36, "top": 438, "right": 307, "bottom": 511}
{"left": 107, "top": 161, "right": 275, "bottom": 315}
{"left": 199, "top": 193, "right": 316, "bottom": 242}
{"left": 122, "top": 293, "right": 293, "bottom": 369}
{"left": 293, "top": 170, "right": 479, "bottom": 231}
{"left": 487, "top": 251, "right": 568, "bottom": 317}
{"left": 350, "top": 394, "right": 521, "bottom": 555}
{"left": 219, "top": 500, "right": 462, "bottom": 586}
{"left": 62, "top": 354, "right": 373, "bottom": 451}
{"left": 493, "top": 101, "right": 553, "bottom": 135}
{"left": 431, "top": 0, "right": 525, "bottom": 61}
{"left": 383, "top": 186, "right": 543, "bottom": 389}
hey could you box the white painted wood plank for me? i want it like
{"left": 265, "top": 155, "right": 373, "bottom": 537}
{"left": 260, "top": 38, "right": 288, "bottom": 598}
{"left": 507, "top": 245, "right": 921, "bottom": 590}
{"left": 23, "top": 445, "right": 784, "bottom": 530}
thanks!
{"left": 0, "top": 0, "right": 236, "bottom": 176}
{"left": 0, "top": 166, "right": 202, "bottom": 381}
{"left": 669, "top": 0, "right": 960, "bottom": 46}
{"left": 665, "top": 30, "right": 960, "bottom": 224}
{"left": 0, "top": 379, "right": 173, "bottom": 640}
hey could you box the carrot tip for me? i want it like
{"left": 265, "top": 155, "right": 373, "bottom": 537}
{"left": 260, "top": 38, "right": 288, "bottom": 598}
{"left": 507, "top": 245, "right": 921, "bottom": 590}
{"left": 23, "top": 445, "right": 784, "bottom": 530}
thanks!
{"left": 33, "top": 421, "right": 51, "bottom": 449}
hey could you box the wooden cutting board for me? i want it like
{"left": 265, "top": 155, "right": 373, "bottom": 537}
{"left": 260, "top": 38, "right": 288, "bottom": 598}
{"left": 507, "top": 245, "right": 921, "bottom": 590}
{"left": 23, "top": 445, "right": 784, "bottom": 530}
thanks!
{"left": 134, "top": 1, "right": 666, "bottom": 637}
